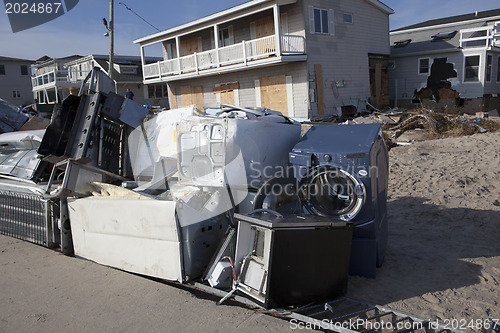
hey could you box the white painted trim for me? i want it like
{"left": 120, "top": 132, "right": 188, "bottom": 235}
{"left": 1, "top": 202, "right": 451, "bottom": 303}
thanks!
{"left": 329, "top": 9, "right": 335, "bottom": 36}
{"left": 462, "top": 53, "right": 482, "bottom": 84}
{"left": 486, "top": 54, "right": 493, "bottom": 82}
{"left": 254, "top": 79, "right": 261, "bottom": 107}
{"left": 234, "top": 89, "right": 240, "bottom": 107}
{"left": 391, "top": 15, "right": 500, "bottom": 35}
{"left": 286, "top": 75, "right": 294, "bottom": 117}
{"left": 363, "top": 0, "right": 394, "bottom": 15}
{"left": 418, "top": 57, "right": 430, "bottom": 75}
{"left": 250, "top": 21, "right": 256, "bottom": 40}
{"left": 281, "top": 12, "right": 288, "bottom": 34}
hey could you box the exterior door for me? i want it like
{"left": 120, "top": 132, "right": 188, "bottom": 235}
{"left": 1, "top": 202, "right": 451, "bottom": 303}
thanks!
{"left": 368, "top": 54, "right": 390, "bottom": 108}
{"left": 260, "top": 74, "right": 288, "bottom": 116}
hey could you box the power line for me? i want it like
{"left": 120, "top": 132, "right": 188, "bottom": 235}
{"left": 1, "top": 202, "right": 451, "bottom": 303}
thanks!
{"left": 118, "top": 2, "right": 161, "bottom": 32}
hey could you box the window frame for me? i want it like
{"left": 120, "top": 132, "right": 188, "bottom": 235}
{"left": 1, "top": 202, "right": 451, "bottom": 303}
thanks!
{"left": 148, "top": 84, "right": 168, "bottom": 99}
{"left": 418, "top": 57, "right": 430, "bottom": 75}
{"left": 309, "top": 6, "right": 334, "bottom": 35}
{"left": 20, "top": 64, "right": 28, "bottom": 76}
{"left": 486, "top": 54, "right": 493, "bottom": 82}
{"left": 497, "top": 56, "right": 500, "bottom": 83}
{"left": 343, "top": 13, "right": 353, "bottom": 24}
{"left": 463, "top": 54, "right": 481, "bottom": 83}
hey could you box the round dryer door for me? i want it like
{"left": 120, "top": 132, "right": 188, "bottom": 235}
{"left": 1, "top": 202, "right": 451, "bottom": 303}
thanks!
{"left": 299, "top": 166, "right": 366, "bottom": 220}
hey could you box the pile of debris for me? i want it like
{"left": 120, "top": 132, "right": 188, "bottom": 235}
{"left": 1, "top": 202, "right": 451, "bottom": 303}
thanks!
{"left": 343, "top": 108, "right": 499, "bottom": 148}
{"left": 383, "top": 108, "right": 499, "bottom": 140}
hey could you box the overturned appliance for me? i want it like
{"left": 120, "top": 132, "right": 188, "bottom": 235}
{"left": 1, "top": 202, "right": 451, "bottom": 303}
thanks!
{"left": 66, "top": 104, "right": 302, "bottom": 282}
{"left": 289, "top": 124, "right": 389, "bottom": 278}
{"left": 231, "top": 212, "right": 353, "bottom": 308}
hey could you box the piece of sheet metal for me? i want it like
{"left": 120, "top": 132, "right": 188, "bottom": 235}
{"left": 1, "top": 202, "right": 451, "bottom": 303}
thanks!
{"left": 68, "top": 197, "right": 184, "bottom": 282}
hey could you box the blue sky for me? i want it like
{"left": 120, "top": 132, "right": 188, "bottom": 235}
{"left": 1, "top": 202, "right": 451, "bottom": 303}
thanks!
{"left": 0, "top": 0, "right": 499, "bottom": 60}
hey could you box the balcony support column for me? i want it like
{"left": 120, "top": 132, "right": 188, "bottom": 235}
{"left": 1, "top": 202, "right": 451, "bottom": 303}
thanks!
{"left": 214, "top": 24, "right": 220, "bottom": 68}
{"left": 140, "top": 46, "right": 146, "bottom": 81}
{"left": 273, "top": 2, "right": 282, "bottom": 56}
{"left": 176, "top": 36, "right": 181, "bottom": 74}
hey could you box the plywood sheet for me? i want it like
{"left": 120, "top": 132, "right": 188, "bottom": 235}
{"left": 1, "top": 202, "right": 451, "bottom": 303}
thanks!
{"left": 181, "top": 85, "right": 204, "bottom": 111}
{"left": 255, "top": 16, "right": 275, "bottom": 38}
{"left": 315, "top": 64, "right": 324, "bottom": 115}
{"left": 180, "top": 36, "right": 199, "bottom": 56}
{"left": 260, "top": 74, "right": 288, "bottom": 116}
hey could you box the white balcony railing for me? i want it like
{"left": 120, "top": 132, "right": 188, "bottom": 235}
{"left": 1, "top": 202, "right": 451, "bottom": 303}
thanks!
{"left": 143, "top": 34, "right": 305, "bottom": 81}
{"left": 32, "top": 69, "right": 89, "bottom": 88}
{"left": 459, "top": 22, "right": 500, "bottom": 48}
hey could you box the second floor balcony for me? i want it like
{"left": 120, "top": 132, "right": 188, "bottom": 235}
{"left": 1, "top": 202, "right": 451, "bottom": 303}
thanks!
{"left": 142, "top": 34, "right": 306, "bottom": 83}
{"left": 32, "top": 69, "right": 86, "bottom": 90}
{"left": 459, "top": 22, "right": 500, "bottom": 48}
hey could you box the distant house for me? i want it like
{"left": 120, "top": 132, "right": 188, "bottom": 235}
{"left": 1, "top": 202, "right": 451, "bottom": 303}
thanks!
{"left": 32, "top": 55, "right": 167, "bottom": 108}
{"left": 64, "top": 55, "right": 167, "bottom": 107}
{"left": 0, "top": 56, "right": 35, "bottom": 106}
{"left": 389, "top": 9, "right": 500, "bottom": 112}
{"left": 32, "top": 55, "right": 83, "bottom": 104}
{"left": 134, "top": 0, "right": 394, "bottom": 119}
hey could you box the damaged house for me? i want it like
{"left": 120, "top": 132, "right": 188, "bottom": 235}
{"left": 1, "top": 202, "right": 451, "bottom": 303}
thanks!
{"left": 31, "top": 55, "right": 166, "bottom": 108}
{"left": 134, "top": 0, "right": 394, "bottom": 119}
{"left": 389, "top": 9, "right": 500, "bottom": 112}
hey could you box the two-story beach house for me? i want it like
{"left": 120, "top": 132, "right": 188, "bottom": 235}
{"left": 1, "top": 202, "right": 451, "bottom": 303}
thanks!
{"left": 134, "top": 0, "right": 394, "bottom": 119}
{"left": 389, "top": 9, "right": 500, "bottom": 112}
{"left": 32, "top": 55, "right": 166, "bottom": 108}
{"left": 31, "top": 55, "right": 84, "bottom": 105}
{"left": 0, "top": 56, "right": 35, "bottom": 106}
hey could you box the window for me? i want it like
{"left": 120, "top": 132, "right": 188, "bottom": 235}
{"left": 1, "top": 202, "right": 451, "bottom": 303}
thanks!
{"left": 148, "top": 84, "right": 167, "bottom": 99}
{"left": 218, "top": 26, "right": 233, "bottom": 47}
{"left": 20, "top": 65, "right": 28, "bottom": 75}
{"left": 309, "top": 7, "right": 333, "bottom": 35}
{"left": 497, "top": 57, "right": 500, "bottom": 82}
{"left": 486, "top": 55, "right": 492, "bottom": 82}
{"left": 0, "top": 64, "right": 5, "bottom": 75}
{"left": 464, "top": 55, "right": 480, "bottom": 82}
{"left": 418, "top": 58, "right": 430, "bottom": 75}
{"left": 343, "top": 13, "right": 353, "bottom": 24}
{"left": 12, "top": 91, "right": 21, "bottom": 99}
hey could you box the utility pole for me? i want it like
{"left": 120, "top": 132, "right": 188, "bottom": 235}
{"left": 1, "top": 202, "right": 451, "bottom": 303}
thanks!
{"left": 109, "top": 0, "right": 114, "bottom": 80}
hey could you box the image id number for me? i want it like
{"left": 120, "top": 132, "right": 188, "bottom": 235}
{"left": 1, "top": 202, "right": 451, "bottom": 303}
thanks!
{"left": 5, "top": 2, "right": 62, "bottom": 14}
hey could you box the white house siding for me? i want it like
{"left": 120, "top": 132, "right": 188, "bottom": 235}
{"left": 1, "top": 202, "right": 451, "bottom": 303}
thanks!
{"left": 390, "top": 19, "right": 500, "bottom": 102}
{"left": 302, "top": 0, "right": 390, "bottom": 117}
{"left": 167, "top": 62, "right": 308, "bottom": 117}
{"left": 0, "top": 60, "right": 34, "bottom": 106}
{"left": 483, "top": 51, "right": 500, "bottom": 96}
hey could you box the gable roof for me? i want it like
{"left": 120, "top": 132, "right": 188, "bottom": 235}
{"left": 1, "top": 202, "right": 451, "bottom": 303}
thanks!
{"left": 0, "top": 56, "right": 34, "bottom": 63}
{"left": 392, "top": 8, "right": 500, "bottom": 33}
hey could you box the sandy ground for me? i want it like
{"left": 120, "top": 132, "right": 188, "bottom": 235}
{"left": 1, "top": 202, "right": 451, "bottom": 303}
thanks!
{"left": 349, "top": 131, "right": 500, "bottom": 328}
{"left": 1, "top": 131, "right": 499, "bottom": 332}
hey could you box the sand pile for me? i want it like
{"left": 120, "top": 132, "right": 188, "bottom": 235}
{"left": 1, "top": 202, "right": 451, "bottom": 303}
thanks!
{"left": 347, "top": 130, "right": 500, "bottom": 329}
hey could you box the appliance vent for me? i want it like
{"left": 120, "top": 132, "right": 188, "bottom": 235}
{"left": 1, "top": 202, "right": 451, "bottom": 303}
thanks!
{"left": 0, "top": 191, "right": 54, "bottom": 247}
